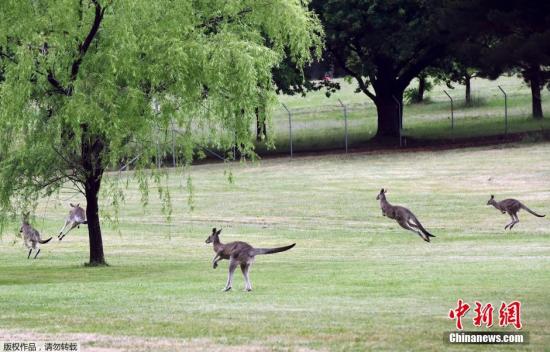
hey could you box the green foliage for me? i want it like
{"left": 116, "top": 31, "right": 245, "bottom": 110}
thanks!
{"left": 404, "top": 87, "right": 431, "bottom": 105}
{"left": 310, "top": 0, "right": 459, "bottom": 138}
{"left": 404, "top": 77, "right": 433, "bottom": 105}
{"left": 0, "top": 0, "right": 322, "bottom": 222}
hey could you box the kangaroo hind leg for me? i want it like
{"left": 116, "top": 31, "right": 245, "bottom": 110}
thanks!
{"left": 58, "top": 220, "right": 70, "bottom": 238}
{"left": 509, "top": 213, "right": 519, "bottom": 230}
{"left": 504, "top": 213, "right": 515, "bottom": 230}
{"left": 398, "top": 219, "right": 429, "bottom": 242}
{"left": 223, "top": 258, "right": 237, "bottom": 292}
{"left": 241, "top": 263, "right": 253, "bottom": 292}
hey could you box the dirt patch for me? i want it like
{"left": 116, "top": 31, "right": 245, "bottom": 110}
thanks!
{"left": 0, "top": 330, "right": 322, "bottom": 352}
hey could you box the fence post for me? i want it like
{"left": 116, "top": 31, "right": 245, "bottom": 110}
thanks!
{"left": 338, "top": 99, "right": 349, "bottom": 153}
{"left": 281, "top": 103, "right": 293, "bottom": 159}
{"left": 156, "top": 141, "right": 161, "bottom": 169}
{"left": 171, "top": 121, "right": 176, "bottom": 167}
{"left": 392, "top": 96, "right": 403, "bottom": 147}
{"left": 443, "top": 90, "right": 454, "bottom": 139}
{"left": 498, "top": 85, "right": 508, "bottom": 137}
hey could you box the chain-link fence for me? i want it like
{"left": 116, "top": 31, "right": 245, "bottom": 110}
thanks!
{"left": 128, "top": 78, "right": 550, "bottom": 166}
{"left": 263, "top": 79, "right": 550, "bottom": 156}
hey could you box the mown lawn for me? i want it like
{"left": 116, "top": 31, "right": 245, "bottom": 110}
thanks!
{"left": 1, "top": 142, "right": 549, "bottom": 351}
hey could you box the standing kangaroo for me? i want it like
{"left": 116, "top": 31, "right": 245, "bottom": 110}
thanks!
{"left": 376, "top": 188, "right": 436, "bottom": 242}
{"left": 20, "top": 213, "right": 52, "bottom": 259}
{"left": 205, "top": 228, "right": 296, "bottom": 292}
{"left": 487, "top": 195, "right": 545, "bottom": 230}
{"left": 58, "top": 203, "right": 87, "bottom": 241}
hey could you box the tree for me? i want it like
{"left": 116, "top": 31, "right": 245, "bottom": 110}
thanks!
{"left": 488, "top": 1, "right": 550, "bottom": 119}
{"left": 446, "top": 0, "right": 550, "bottom": 118}
{"left": 311, "top": 0, "right": 454, "bottom": 141}
{"left": 0, "top": 0, "right": 322, "bottom": 265}
{"left": 404, "top": 71, "right": 433, "bottom": 104}
{"left": 431, "top": 62, "right": 479, "bottom": 106}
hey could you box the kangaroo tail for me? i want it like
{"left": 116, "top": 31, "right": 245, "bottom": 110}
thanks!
{"left": 413, "top": 217, "right": 435, "bottom": 237}
{"left": 521, "top": 204, "right": 545, "bottom": 217}
{"left": 253, "top": 243, "right": 296, "bottom": 255}
{"left": 39, "top": 237, "right": 52, "bottom": 244}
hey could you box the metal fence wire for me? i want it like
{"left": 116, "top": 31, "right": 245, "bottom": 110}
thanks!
{"left": 134, "top": 79, "right": 549, "bottom": 166}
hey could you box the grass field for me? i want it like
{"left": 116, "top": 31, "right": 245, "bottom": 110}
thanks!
{"left": 259, "top": 76, "right": 550, "bottom": 153}
{"left": 1, "top": 142, "right": 549, "bottom": 351}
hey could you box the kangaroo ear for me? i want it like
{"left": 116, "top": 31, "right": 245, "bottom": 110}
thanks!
{"left": 76, "top": 203, "right": 80, "bottom": 207}
{"left": 490, "top": 195, "right": 494, "bottom": 199}
{"left": 212, "top": 227, "right": 217, "bottom": 233}
{"left": 216, "top": 228, "right": 222, "bottom": 235}
{"left": 384, "top": 189, "right": 388, "bottom": 194}
{"left": 380, "top": 188, "right": 384, "bottom": 193}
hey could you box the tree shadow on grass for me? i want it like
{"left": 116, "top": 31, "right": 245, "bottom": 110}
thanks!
{"left": 0, "top": 262, "right": 190, "bottom": 286}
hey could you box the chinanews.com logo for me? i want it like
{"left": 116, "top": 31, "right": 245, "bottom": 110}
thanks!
{"left": 445, "top": 299, "right": 528, "bottom": 344}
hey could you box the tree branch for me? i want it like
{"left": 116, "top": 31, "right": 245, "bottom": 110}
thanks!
{"left": 396, "top": 45, "right": 445, "bottom": 91}
{"left": 329, "top": 48, "right": 377, "bottom": 102}
{"left": 46, "top": 70, "right": 69, "bottom": 95}
{"left": 198, "top": 7, "right": 253, "bottom": 31}
{"left": 69, "top": 0, "right": 106, "bottom": 87}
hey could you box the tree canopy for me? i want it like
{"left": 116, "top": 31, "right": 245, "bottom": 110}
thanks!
{"left": 311, "top": 0, "right": 455, "bottom": 140}
{"left": 0, "top": 0, "right": 322, "bottom": 265}
{"left": 447, "top": 0, "right": 550, "bottom": 118}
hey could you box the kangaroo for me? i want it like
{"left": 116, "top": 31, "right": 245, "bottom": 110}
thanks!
{"left": 20, "top": 213, "right": 52, "bottom": 259}
{"left": 58, "top": 203, "right": 87, "bottom": 241}
{"left": 205, "top": 228, "right": 296, "bottom": 292}
{"left": 487, "top": 195, "right": 545, "bottom": 230}
{"left": 376, "top": 188, "right": 436, "bottom": 242}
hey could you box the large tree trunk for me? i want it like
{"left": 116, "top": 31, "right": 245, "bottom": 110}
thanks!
{"left": 374, "top": 93, "right": 402, "bottom": 140}
{"left": 81, "top": 124, "right": 106, "bottom": 266}
{"left": 85, "top": 178, "right": 105, "bottom": 265}
{"left": 464, "top": 75, "right": 471, "bottom": 106}
{"left": 528, "top": 66, "right": 543, "bottom": 119}
{"left": 417, "top": 75, "right": 426, "bottom": 103}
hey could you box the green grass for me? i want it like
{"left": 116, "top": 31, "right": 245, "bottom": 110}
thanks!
{"left": 1, "top": 142, "right": 549, "bottom": 351}
{"left": 264, "top": 76, "right": 550, "bottom": 153}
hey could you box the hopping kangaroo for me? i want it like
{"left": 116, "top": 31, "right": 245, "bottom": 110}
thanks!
{"left": 376, "top": 188, "right": 435, "bottom": 242}
{"left": 20, "top": 213, "right": 52, "bottom": 259}
{"left": 58, "top": 203, "right": 87, "bottom": 241}
{"left": 487, "top": 195, "right": 545, "bottom": 230}
{"left": 205, "top": 228, "right": 296, "bottom": 292}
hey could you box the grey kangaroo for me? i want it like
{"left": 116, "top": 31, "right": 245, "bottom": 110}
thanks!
{"left": 20, "top": 213, "right": 52, "bottom": 259}
{"left": 58, "top": 203, "right": 87, "bottom": 241}
{"left": 376, "top": 188, "right": 435, "bottom": 242}
{"left": 487, "top": 195, "right": 545, "bottom": 230}
{"left": 205, "top": 228, "right": 295, "bottom": 292}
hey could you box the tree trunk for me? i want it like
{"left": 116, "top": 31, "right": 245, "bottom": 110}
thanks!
{"left": 464, "top": 75, "right": 471, "bottom": 106}
{"left": 375, "top": 93, "right": 402, "bottom": 140}
{"left": 85, "top": 178, "right": 105, "bottom": 265}
{"left": 81, "top": 123, "right": 106, "bottom": 266}
{"left": 417, "top": 75, "right": 426, "bottom": 103}
{"left": 255, "top": 107, "right": 266, "bottom": 141}
{"left": 528, "top": 66, "right": 543, "bottom": 119}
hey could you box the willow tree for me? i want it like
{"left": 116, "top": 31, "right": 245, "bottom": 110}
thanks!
{"left": 0, "top": 0, "right": 322, "bottom": 265}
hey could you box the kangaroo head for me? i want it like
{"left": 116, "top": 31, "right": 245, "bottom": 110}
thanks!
{"left": 20, "top": 212, "right": 30, "bottom": 232}
{"left": 487, "top": 195, "right": 496, "bottom": 206}
{"left": 70, "top": 203, "right": 80, "bottom": 208}
{"left": 376, "top": 188, "right": 387, "bottom": 200}
{"left": 205, "top": 227, "right": 222, "bottom": 244}
{"left": 21, "top": 212, "right": 30, "bottom": 223}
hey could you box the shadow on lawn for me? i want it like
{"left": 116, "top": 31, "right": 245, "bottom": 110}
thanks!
{"left": 0, "top": 262, "right": 185, "bottom": 286}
